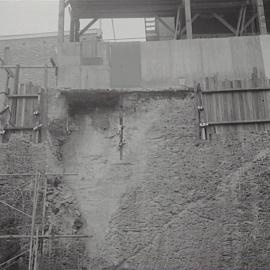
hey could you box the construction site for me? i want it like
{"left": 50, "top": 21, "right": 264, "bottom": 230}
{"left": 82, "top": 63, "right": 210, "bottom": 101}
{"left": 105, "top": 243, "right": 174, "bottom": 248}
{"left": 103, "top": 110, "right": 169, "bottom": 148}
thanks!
{"left": 0, "top": 0, "right": 270, "bottom": 269}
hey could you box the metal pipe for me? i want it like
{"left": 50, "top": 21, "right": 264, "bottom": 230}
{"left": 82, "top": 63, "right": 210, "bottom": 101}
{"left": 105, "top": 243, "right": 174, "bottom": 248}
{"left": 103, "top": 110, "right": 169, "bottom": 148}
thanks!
{"left": 0, "top": 66, "right": 56, "bottom": 69}
{"left": 0, "top": 235, "right": 92, "bottom": 239}
{"left": 202, "top": 88, "right": 270, "bottom": 94}
{"left": 0, "top": 173, "right": 78, "bottom": 177}
{"left": 208, "top": 119, "right": 270, "bottom": 126}
{"left": 0, "top": 200, "right": 32, "bottom": 218}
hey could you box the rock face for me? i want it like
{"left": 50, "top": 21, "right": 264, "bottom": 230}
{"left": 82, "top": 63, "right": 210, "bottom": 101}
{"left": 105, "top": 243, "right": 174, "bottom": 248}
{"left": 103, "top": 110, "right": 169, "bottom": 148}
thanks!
{"left": 61, "top": 92, "right": 270, "bottom": 270}
{"left": 2, "top": 92, "right": 270, "bottom": 270}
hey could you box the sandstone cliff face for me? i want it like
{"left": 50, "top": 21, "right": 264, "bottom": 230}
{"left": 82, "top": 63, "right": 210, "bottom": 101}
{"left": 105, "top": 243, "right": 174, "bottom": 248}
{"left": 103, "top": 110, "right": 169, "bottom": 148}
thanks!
{"left": 60, "top": 92, "right": 270, "bottom": 270}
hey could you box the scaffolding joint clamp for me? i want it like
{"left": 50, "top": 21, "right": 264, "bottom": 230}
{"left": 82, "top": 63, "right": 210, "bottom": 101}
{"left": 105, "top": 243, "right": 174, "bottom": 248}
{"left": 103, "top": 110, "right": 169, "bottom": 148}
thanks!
{"left": 33, "top": 111, "right": 40, "bottom": 116}
{"left": 200, "top": 122, "right": 208, "bottom": 127}
{"left": 33, "top": 124, "right": 42, "bottom": 131}
{"left": 197, "top": 106, "right": 204, "bottom": 111}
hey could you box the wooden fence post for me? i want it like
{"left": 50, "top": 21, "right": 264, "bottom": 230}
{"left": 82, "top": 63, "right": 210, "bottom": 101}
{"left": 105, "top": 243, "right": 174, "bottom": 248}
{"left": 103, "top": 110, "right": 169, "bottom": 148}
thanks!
{"left": 10, "top": 64, "right": 20, "bottom": 126}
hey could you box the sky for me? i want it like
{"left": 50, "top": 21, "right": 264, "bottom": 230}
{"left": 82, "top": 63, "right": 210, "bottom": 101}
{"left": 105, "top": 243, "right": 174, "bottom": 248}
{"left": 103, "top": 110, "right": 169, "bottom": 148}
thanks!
{"left": 0, "top": 0, "right": 145, "bottom": 40}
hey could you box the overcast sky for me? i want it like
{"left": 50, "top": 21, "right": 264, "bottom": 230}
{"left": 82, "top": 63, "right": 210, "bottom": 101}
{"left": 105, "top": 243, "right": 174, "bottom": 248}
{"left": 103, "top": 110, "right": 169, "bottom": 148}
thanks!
{"left": 0, "top": 0, "right": 145, "bottom": 40}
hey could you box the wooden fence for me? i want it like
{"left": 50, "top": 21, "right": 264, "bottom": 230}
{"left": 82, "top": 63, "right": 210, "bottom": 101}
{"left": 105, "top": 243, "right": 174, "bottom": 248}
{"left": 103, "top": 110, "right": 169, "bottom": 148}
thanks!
{"left": 0, "top": 64, "right": 53, "bottom": 143}
{"left": 6, "top": 82, "right": 45, "bottom": 143}
{"left": 196, "top": 70, "right": 270, "bottom": 138}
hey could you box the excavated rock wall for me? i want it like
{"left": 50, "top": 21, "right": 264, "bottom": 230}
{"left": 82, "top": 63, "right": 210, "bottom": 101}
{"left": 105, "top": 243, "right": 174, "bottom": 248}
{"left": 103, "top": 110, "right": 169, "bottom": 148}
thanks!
{"left": 2, "top": 90, "right": 270, "bottom": 270}
{"left": 58, "top": 91, "right": 270, "bottom": 270}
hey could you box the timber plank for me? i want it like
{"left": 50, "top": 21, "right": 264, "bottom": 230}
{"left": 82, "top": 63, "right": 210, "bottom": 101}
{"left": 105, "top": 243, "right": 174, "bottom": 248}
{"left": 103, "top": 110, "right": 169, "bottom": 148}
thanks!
{"left": 15, "top": 84, "right": 23, "bottom": 128}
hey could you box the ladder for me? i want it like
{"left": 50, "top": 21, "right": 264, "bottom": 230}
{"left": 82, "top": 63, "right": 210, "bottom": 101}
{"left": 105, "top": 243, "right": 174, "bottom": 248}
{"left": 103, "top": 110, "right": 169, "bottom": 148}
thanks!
{"left": 144, "top": 17, "right": 159, "bottom": 41}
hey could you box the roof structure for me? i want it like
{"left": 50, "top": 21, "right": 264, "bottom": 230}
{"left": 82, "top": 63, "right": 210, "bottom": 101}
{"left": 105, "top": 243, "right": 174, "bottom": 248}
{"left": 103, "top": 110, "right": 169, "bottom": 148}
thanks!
{"left": 69, "top": 0, "right": 267, "bottom": 18}
{"left": 58, "top": 0, "right": 269, "bottom": 44}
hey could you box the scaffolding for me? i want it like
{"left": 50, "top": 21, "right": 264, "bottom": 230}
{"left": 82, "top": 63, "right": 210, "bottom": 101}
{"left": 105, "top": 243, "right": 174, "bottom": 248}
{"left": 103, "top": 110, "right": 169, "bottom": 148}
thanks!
{"left": 0, "top": 172, "right": 90, "bottom": 270}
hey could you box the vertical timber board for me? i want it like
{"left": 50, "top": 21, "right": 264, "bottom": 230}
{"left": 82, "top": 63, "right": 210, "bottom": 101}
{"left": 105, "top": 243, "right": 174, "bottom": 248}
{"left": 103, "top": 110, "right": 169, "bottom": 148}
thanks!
{"left": 209, "top": 77, "right": 216, "bottom": 123}
{"left": 214, "top": 75, "right": 221, "bottom": 124}
{"left": 259, "top": 88, "right": 267, "bottom": 130}
{"left": 20, "top": 85, "right": 27, "bottom": 133}
{"left": 24, "top": 83, "right": 31, "bottom": 130}
{"left": 15, "top": 84, "right": 23, "bottom": 128}
{"left": 251, "top": 91, "right": 259, "bottom": 131}
{"left": 224, "top": 80, "right": 231, "bottom": 122}
{"left": 30, "top": 84, "right": 36, "bottom": 142}
{"left": 111, "top": 42, "right": 141, "bottom": 88}
{"left": 238, "top": 92, "right": 245, "bottom": 121}
{"left": 231, "top": 92, "right": 239, "bottom": 121}
{"left": 32, "top": 85, "right": 40, "bottom": 143}
{"left": 252, "top": 90, "right": 266, "bottom": 131}
{"left": 241, "top": 91, "right": 251, "bottom": 131}
{"left": 215, "top": 92, "right": 221, "bottom": 123}
{"left": 206, "top": 78, "right": 213, "bottom": 123}
{"left": 246, "top": 87, "right": 254, "bottom": 131}
{"left": 234, "top": 80, "right": 245, "bottom": 126}
{"left": 10, "top": 65, "right": 20, "bottom": 126}
{"left": 203, "top": 78, "right": 211, "bottom": 122}
{"left": 21, "top": 83, "right": 33, "bottom": 138}
{"left": 40, "top": 88, "right": 47, "bottom": 142}
{"left": 264, "top": 90, "right": 270, "bottom": 130}
{"left": 261, "top": 89, "right": 268, "bottom": 130}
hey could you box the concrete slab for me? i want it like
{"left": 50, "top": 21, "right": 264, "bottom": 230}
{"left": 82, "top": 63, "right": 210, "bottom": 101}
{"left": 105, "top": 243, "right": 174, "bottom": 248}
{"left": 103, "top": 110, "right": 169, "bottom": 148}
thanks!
{"left": 57, "top": 35, "right": 270, "bottom": 90}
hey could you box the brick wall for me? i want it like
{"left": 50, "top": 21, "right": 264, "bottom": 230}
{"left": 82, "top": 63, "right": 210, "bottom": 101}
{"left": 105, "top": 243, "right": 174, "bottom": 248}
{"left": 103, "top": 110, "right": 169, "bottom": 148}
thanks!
{"left": 0, "top": 35, "right": 58, "bottom": 90}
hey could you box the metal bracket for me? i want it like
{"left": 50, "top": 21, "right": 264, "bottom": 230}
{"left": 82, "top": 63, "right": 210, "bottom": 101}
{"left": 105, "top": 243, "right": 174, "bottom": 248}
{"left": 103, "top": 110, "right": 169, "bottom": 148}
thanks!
{"left": 200, "top": 122, "right": 208, "bottom": 127}
{"left": 119, "top": 140, "right": 126, "bottom": 148}
{"left": 33, "top": 124, "right": 42, "bottom": 131}
{"left": 33, "top": 111, "right": 40, "bottom": 116}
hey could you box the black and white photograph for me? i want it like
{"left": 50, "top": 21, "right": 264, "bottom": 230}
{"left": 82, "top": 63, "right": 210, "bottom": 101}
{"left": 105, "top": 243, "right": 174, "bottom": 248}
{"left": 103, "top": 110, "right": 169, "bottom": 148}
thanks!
{"left": 0, "top": 0, "right": 270, "bottom": 269}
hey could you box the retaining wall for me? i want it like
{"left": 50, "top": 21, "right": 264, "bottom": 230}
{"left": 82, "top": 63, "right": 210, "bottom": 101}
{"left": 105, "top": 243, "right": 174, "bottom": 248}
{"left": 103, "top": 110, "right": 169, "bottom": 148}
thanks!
{"left": 58, "top": 35, "right": 270, "bottom": 90}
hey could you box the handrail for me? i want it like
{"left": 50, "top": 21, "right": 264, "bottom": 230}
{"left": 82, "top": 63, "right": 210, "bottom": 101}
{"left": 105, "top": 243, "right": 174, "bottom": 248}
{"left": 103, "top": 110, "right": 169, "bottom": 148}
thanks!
{"left": 0, "top": 65, "right": 56, "bottom": 69}
{"left": 202, "top": 87, "right": 270, "bottom": 94}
